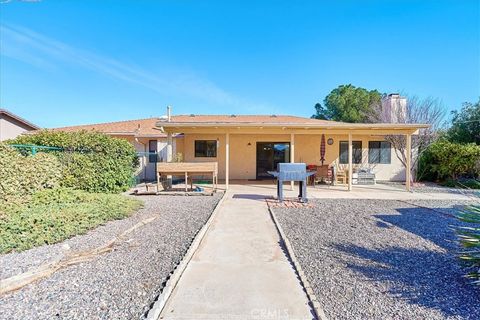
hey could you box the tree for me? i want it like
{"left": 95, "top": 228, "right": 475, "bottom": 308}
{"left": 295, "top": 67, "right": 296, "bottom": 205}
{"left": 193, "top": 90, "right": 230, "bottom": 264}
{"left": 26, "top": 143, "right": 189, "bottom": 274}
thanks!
{"left": 312, "top": 84, "right": 381, "bottom": 122}
{"left": 448, "top": 99, "right": 480, "bottom": 145}
{"left": 370, "top": 96, "right": 446, "bottom": 182}
{"left": 311, "top": 103, "right": 329, "bottom": 120}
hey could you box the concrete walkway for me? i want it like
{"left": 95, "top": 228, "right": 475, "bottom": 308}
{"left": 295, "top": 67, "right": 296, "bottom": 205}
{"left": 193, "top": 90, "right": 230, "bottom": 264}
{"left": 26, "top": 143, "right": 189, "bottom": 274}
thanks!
{"left": 159, "top": 190, "right": 313, "bottom": 320}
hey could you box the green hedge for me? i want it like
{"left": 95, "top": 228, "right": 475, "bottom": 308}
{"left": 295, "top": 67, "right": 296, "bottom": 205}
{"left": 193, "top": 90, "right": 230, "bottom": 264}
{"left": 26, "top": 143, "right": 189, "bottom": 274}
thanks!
{"left": 9, "top": 130, "right": 138, "bottom": 193}
{"left": 419, "top": 140, "right": 480, "bottom": 181}
{"left": 0, "top": 188, "right": 142, "bottom": 253}
{"left": 0, "top": 143, "right": 61, "bottom": 204}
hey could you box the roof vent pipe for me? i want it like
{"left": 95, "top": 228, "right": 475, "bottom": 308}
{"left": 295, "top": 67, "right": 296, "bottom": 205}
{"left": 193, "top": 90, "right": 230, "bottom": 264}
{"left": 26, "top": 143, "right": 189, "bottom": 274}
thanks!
{"left": 167, "top": 105, "right": 171, "bottom": 122}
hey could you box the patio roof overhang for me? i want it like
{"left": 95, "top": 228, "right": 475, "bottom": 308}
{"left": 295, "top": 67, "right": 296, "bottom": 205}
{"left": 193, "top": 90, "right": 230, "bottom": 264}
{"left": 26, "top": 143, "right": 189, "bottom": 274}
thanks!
{"left": 156, "top": 121, "right": 429, "bottom": 136}
{"left": 156, "top": 119, "right": 429, "bottom": 192}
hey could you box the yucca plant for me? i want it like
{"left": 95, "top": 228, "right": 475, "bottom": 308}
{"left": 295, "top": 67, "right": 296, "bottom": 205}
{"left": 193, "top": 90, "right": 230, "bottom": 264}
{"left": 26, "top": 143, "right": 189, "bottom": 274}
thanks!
{"left": 456, "top": 204, "right": 480, "bottom": 284}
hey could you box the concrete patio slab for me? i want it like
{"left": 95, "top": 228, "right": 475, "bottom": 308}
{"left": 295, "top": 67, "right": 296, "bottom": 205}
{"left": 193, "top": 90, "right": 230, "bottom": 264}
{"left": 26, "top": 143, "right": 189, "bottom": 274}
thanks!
{"left": 213, "top": 180, "right": 475, "bottom": 201}
{"left": 159, "top": 189, "right": 313, "bottom": 320}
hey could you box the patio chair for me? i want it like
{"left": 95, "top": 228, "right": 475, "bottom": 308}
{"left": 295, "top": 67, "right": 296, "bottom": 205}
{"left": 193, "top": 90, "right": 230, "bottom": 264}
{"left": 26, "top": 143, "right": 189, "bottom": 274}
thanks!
{"left": 307, "top": 164, "right": 317, "bottom": 185}
{"left": 334, "top": 165, "right": 349, "bottom": 185}
{"left": 313, "top": 165, "right": 333, "bottom": 186}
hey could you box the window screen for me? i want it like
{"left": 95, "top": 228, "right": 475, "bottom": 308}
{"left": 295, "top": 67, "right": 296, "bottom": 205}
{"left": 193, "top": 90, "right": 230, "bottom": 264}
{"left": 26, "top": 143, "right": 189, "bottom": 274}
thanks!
{"left": 339, "top": 141, "right": 362, "bottom": 164}
{"left": 149, "top": 140, "right": 158, "bottom": 163}
{"left": 195, "top": 140, "right": 217, "bottom": 157}
{"left": 368, "top": 141, "right": 391, "bottom": 164}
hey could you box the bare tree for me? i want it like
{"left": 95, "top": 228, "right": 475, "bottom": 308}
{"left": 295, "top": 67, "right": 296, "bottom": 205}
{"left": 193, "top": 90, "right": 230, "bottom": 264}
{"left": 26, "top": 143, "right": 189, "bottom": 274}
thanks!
{"left": 369, "top": 95, "right": 446, "bottom": 182}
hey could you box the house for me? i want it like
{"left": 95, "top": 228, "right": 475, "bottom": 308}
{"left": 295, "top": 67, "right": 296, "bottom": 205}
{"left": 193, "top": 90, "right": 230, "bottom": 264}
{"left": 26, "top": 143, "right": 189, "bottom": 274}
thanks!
{"left": 0, "top": 109, "right": 39, "bottom": 141}
{"left": 156, "top": 113, "right": 428, "bottom": 191}
{"left": 52, "top": 118, "right": 183, "bottom": 181}
{"left": 52, "top": 112, "right": 427, "bottom": 190}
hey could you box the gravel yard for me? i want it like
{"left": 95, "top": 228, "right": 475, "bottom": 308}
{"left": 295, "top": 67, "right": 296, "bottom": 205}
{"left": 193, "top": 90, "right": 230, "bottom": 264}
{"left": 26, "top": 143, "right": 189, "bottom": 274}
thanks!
{"left": 379, "top": 181, "right": 480, "bottom": 196}
{"left": 0, "top": 193, "right": 222, "bottom": 320}
{"left": 274, "top": 199, "right": 480, "bottom": 320}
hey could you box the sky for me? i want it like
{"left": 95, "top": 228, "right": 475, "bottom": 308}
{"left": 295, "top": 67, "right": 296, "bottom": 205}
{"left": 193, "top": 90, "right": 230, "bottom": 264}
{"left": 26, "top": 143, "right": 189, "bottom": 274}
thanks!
{"left": 0, "top": 0, "right": 479, "bottom": 128}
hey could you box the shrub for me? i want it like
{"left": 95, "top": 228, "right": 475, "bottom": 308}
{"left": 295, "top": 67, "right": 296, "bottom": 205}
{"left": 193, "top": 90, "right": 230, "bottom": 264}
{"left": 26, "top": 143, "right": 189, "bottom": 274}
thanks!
{"left": 448, "top": 99, "right": 480, "bottom": 145}
{"left": 9, "top": 130, "right": 138, "bottom": 193}
{"left": 0, "top": 188, "right": 142, "bottom": 253}
{"left": 441, "top": 179, "right": 480, "bottom": 190}
{"left": 0, "top": 143, "right": 61, "bottom": 204}
{"left": 456, "top": 204, "right": 480, "bottom": 285}
{"left": 419, "top": 140, "right": 480, "bottom": 181}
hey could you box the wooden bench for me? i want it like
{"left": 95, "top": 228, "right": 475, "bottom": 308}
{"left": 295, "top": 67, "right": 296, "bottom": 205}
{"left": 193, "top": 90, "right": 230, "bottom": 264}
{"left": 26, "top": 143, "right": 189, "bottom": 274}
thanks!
{"left": 156, "top": 162, "right": 218, "bottom": 192}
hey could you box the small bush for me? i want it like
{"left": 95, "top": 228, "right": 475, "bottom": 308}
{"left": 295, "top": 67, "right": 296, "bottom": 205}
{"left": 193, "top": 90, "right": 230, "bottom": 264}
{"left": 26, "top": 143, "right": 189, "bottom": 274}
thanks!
{"left": 0, "top": 143, "right": 61, "bottom": 204}
{"left": 9, "top": 130, "right": 138, "bottom": 193}
{"left": 419, "top": 140, "right": 480, "bottom": 181}
{"left": 442, "top": 179, "right": 480, "bottom": 190}
{"left": 456, "top": 204, "right": 480, "bottom": 285}
{"left": 0, "top": 188, "right": 142, "bottom": 253}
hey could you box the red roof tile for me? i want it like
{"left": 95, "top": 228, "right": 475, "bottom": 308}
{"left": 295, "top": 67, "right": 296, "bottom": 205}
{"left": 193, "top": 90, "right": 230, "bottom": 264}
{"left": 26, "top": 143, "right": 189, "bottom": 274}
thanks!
{"left": 165, "top": 114, "right": 341, "bottom": 125}
{"left": 52, "top": 117, "right": 166, "bottom": 136}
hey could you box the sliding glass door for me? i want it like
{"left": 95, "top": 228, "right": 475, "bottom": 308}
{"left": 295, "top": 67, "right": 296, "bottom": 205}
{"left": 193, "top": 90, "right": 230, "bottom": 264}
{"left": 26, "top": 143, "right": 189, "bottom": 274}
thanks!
{"left": 256, "top": 142, "right": 290, "bottom": 179}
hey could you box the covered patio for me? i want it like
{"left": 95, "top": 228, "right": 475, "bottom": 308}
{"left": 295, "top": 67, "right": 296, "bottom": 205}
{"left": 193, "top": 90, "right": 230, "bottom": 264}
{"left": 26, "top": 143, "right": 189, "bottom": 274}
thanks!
{"left": 157, "top": 114, "right": 429, "bottom": 193}
{"left": 164, "top": 179, "right": 467, "bottom": 201}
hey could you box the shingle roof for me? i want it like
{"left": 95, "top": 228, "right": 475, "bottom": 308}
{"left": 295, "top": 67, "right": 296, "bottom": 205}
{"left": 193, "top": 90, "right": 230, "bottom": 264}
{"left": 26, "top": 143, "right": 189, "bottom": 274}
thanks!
{"left": 165, "top": 114, "right": 341, "bottom": 125}
{"left": 0, "top": 109, "right": 40, "bottom": 130}
{"left": 51, "top": 114, "right": 428, "bottom": 134}
{"left": 159, "top": 114, "right": 429, "bottom": 131}
{"left": 52, "top": 115, "right": 340, "bottom": 135}
{"left": 52, "top": 117, "right": 167, "bottom": 136}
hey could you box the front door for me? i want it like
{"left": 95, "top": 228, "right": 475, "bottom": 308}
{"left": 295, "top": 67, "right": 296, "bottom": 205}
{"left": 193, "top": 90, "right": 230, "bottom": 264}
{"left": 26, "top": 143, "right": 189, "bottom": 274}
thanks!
{"left": 256, "top": 142, "right": 290, "bottom": 179}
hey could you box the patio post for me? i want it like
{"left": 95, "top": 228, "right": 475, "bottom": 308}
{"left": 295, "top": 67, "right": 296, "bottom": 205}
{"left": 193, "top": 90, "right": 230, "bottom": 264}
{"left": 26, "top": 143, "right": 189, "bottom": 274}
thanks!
{"left": 290, "top": 133, "right": 295, "bottom": 190}
{"left": 406, "top": 133, "right": 412, "bottom": 192}
{"left": 166, "top": 132, "right": 173, "bottom": 188}
{"left": 166, "top": 133, "right": 173, "bottom": 162}
{"left": 225, "top": 132, "right": 230, "bottom": 190}
{"left": 348, "top": 132, "right": 353, "bottom": 191}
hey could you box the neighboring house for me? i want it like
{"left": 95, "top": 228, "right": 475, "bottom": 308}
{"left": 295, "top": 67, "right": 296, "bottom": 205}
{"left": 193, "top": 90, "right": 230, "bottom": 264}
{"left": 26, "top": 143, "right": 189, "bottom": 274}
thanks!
{"left": 0, "top": 109, "right": 39, "bottom": 141}
{"left": 156, "top": 114, "right": 427, "bottom": 190}
{"left": 52, "top": 118, "right": 183, "bottom": 181}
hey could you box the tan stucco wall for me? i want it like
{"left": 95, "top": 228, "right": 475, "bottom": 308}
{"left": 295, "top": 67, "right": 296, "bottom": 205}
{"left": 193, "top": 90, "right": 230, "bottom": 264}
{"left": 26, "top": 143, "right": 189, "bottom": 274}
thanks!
{"left": 182, "top": 134, "right": 228, "bottom": 179}
{"left": 174, "top": 136, "right": 184, "bottom": 159}
{"left": 0, "top": 116, "right": 35, "bottom": 141}
{"left": 294, "top": 134, "right": 405, "bottom": 181}
{"left": 109, "top": 132, "right": 405, "bottom": 182}
{"left": 179, "top": 133, "right": 406, "bottom": 181}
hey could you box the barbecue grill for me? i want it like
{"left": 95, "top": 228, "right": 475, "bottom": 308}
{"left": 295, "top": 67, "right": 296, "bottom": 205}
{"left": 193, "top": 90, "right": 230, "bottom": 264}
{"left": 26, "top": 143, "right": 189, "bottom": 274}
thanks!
{"left": 268, "top": 163, "right": 315, "bottom": 203}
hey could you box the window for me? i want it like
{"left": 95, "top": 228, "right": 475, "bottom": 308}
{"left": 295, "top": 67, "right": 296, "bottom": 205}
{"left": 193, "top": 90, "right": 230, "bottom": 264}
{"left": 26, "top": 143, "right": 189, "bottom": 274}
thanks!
{"left": 195, "top": 140, "right": 217, "bottom": 157}
{"left": 148, "top": 140, "right": 158, "bottom": 163}
{"left": 339, "top": 141, "right": 362, "bottom": 164}
{"left": 369, "top": 141, "right": 391, "bottom": 164}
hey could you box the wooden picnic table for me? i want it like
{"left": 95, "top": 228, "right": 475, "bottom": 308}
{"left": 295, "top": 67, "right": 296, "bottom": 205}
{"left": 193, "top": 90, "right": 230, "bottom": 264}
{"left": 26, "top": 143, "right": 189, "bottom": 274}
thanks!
{"left": 156, "top": 162, "right": 218, "bottom": 192}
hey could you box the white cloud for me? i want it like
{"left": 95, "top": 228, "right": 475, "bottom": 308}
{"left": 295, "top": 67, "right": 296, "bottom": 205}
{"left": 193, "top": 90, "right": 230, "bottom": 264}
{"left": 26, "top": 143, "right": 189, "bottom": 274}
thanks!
{"left": 0, "top": 23, "right": 265, "bottom": 109}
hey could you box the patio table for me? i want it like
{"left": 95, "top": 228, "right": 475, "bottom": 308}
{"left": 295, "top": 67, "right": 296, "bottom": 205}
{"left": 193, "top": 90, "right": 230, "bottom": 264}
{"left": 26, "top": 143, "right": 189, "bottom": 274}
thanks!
{"left": 157, "top": 162, "right": 218, "bottom": 192}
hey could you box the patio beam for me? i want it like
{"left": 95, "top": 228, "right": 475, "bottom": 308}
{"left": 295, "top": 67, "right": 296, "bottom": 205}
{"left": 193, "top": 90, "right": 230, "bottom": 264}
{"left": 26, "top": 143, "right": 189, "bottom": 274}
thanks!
{"left": 225, "top": 132, "right": 230, "bottom": 190}
{"left": 160, "top": 127, "right": 420, "bottom": 136}
{"left": 406, "top": 133, "right": 412, "bottom": 192}
{"left": 348, "top": 132, "right": 353, "bottom": 191}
